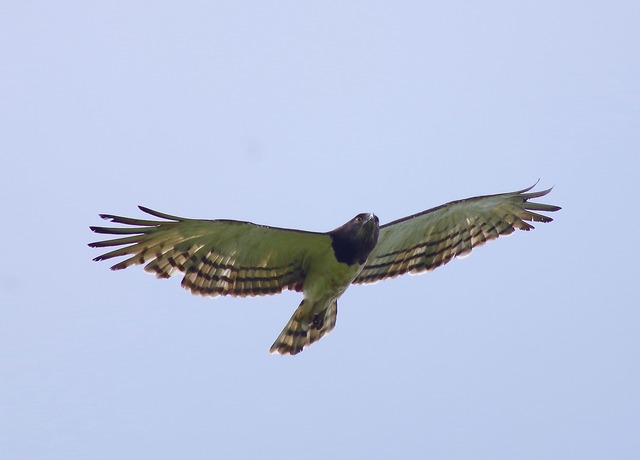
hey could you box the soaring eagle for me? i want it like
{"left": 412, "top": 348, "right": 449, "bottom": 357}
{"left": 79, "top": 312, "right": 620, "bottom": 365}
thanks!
{"left": 89, "top": 183, "right": 560, "bottom": 355}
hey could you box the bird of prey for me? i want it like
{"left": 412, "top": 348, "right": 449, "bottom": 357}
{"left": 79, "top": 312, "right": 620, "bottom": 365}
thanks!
{"left": 89, "top": 183, "right": 560, "bottom": 355}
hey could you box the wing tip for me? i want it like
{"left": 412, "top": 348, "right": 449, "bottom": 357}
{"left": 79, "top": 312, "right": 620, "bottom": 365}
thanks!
{"left": 88, "top": 226, "right": 112, "bottom": 235}
{"left": 137, "top": 205, "right": 182, "bottom": 221}
{"left": 517, "top": 178, "right": 541, "bottom": 194}
{"left": 519, "top": 180, "right": 561, "bottom": 206}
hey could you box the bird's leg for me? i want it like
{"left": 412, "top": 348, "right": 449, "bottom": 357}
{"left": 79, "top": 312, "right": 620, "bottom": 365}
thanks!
{"left": 311, "top": 313, "right": 324, "bottom": 330}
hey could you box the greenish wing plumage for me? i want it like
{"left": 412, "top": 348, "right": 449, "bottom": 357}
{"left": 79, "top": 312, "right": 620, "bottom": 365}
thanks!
{"left": 353, "top": 184, "right": 561, "bottom": 284}
{"left": 89, "top": 206, "right": 331, "bottom": 297}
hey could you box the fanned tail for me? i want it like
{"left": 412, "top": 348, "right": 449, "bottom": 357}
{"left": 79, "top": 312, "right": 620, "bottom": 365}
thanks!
{"left": 269, "top": 300, "right": 338, "bottom": 355}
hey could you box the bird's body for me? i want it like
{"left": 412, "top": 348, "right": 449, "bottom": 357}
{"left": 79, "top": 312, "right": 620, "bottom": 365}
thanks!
{"left": 89, "top": 184, "right": 560, "bottom": 355}
{"left": 269, "top": 213, "right": 378, "bottom": 353}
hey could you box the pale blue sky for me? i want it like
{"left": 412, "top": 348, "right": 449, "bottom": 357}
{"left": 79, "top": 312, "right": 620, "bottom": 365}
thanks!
{"left": 1, "top": 1, "right": 638, "bottom": 459}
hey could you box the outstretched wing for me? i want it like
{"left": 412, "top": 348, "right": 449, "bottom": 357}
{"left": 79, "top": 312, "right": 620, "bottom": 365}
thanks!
{"left": 353, "top": 184, "right": 560, "bottom": 284}
{"left": 89, "top": 207, "right": 331, "bottom": 297}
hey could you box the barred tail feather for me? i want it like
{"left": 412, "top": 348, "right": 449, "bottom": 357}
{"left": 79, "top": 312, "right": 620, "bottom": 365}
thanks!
{"left": 269, "top": 300, "right": 338, "bottom": 355}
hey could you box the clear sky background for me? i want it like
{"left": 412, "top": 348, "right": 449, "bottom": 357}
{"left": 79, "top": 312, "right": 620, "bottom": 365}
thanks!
{"left": 1, "top": 1, "right": 638, "bottom": 459}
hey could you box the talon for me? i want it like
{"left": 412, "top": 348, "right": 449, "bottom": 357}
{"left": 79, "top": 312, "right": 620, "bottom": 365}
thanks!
{"left": 311, "top": 314, "right": 324, "bottom": 329}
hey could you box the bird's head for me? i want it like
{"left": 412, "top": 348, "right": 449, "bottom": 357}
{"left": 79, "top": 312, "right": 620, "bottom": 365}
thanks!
{"left": 329, "top": 213, "right": 380, "bottom": 265}
{"left": 352, "top": 212, "right": 379, "bottom": 240}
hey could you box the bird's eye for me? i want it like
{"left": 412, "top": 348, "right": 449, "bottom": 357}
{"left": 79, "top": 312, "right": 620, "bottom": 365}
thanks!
{"left": 355, "top": 216, "right": 363, "bottom": 223}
